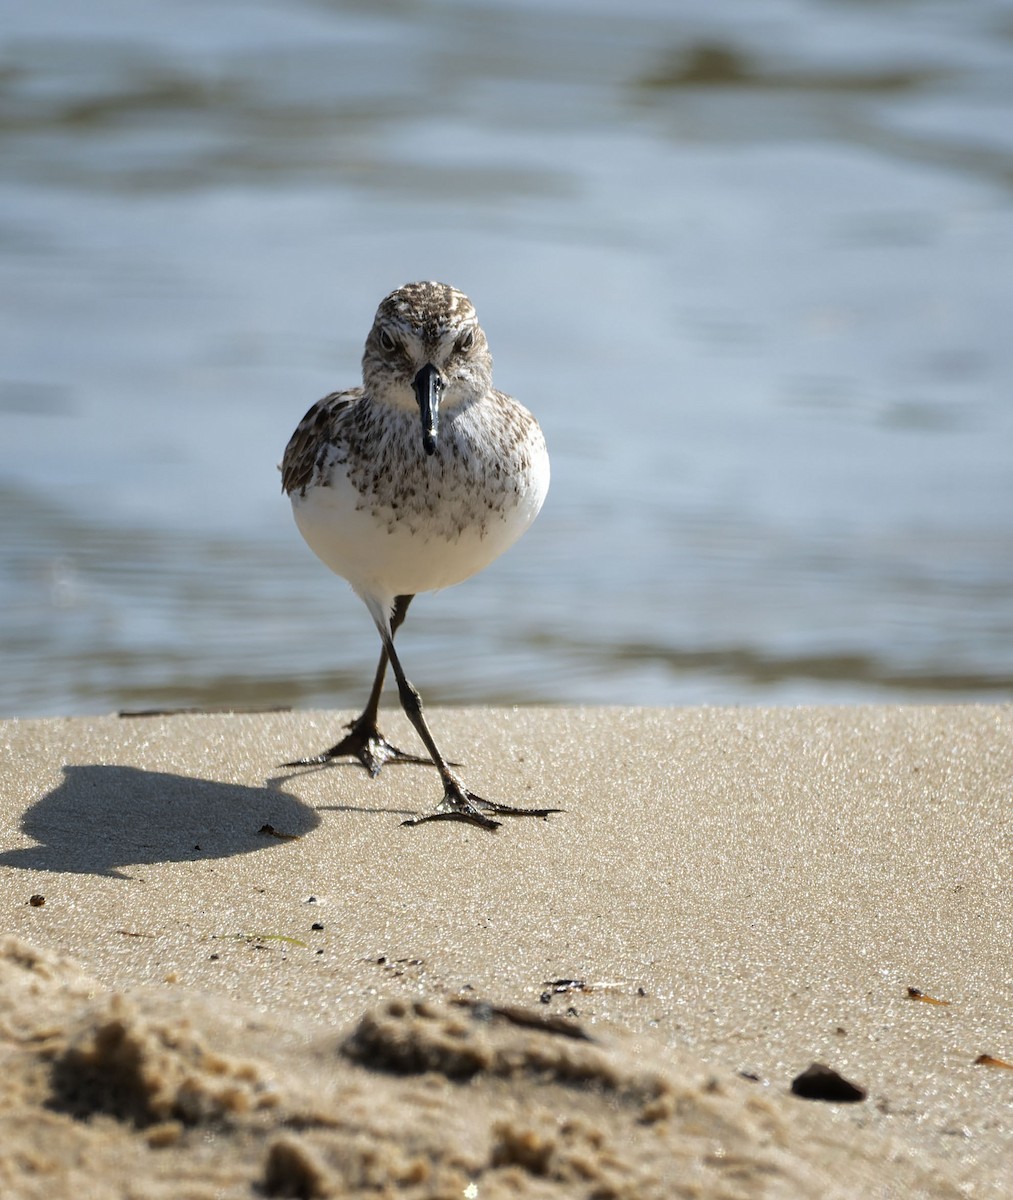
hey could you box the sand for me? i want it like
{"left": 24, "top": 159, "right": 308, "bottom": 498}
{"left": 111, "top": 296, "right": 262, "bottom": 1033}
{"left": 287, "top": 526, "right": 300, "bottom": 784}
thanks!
{"left": 1, "top": 705, "right": 1010, "bottom": 1198}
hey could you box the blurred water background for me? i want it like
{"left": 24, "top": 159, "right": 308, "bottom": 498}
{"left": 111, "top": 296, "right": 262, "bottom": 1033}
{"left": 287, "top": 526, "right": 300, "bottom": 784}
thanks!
{"left": 2, "top": 0, "right": 1012, "bottom": 718}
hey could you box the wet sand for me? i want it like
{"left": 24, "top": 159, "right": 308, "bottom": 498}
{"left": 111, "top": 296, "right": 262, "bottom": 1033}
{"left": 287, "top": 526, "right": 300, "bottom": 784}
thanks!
{"left": 1, "top": 706, "right": 1010, "bottom": 1197}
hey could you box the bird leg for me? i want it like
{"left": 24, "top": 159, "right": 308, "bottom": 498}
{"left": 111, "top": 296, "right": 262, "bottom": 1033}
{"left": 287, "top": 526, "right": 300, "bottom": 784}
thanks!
{"left": 380, "top": 631, "right": 563, "bottom": 831}
{"left": 281, "top": 595, "right": 431, "bottom": 776}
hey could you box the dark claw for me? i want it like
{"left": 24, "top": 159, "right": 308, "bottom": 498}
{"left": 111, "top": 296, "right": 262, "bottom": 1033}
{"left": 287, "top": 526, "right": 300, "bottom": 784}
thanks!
{"left": 282, "top": 718, "right": 431, "bottom": 777}
{"left": 402, "top": 808, "right": 502, "bottom": 831}
{"left": 402, "top": 788, "right": 563, "bottom": 831}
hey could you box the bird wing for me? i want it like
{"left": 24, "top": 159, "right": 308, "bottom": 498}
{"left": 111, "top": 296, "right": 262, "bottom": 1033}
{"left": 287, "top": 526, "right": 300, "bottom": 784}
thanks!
{"left": 281, "top": 389, "right": 361, "bottom": 497}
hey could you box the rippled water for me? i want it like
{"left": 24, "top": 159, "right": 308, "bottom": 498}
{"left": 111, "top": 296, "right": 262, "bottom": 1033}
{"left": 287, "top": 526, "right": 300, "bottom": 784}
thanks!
{"left": 2, "top": 0, "right": 1012, "bottom": 717}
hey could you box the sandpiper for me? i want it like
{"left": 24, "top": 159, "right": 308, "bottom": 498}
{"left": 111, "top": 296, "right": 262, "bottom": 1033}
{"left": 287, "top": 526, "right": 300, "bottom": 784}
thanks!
{"left": 281, "top": 281, "right": 559, "bottom": 830}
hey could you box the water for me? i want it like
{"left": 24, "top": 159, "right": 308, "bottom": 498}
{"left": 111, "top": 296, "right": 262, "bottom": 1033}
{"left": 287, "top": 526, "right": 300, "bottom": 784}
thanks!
{"left": 2, "top": 0, "right": 1012, "bottom": 717}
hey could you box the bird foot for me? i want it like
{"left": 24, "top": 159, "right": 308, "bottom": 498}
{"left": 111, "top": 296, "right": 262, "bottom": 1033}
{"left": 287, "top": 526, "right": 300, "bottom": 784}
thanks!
{"left": 281, "top": 716, "right": 431, "bottom": 777}
{"left": 402, "top": 786, "right": 564, "bottom": 831}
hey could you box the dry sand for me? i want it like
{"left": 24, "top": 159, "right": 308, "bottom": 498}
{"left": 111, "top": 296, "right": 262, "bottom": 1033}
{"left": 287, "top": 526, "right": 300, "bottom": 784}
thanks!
{"left": 1, "top": 705, "right": 1010, "bottom": 1198}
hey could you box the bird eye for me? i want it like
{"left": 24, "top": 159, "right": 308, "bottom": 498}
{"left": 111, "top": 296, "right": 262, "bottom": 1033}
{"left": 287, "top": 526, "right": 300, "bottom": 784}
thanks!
{"left": 457, "top": 328, "right": 475, "bottom": 353}
{"left": 378, "top": 329, "right": 397, "bottom": 354}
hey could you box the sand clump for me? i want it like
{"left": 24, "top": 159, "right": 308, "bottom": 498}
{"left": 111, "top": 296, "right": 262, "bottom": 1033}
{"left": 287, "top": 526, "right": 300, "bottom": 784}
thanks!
{"left": 3, "top": 706, "right": 1012, "bottom": 1197}
{"left": 0, "top": 937, "right": 968, "bottom": 1200}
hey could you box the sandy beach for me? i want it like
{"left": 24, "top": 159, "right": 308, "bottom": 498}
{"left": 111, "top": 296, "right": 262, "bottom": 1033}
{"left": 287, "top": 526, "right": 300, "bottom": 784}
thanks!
{"left": 1, "top": 705, "right": 1010, "bottom": 1198}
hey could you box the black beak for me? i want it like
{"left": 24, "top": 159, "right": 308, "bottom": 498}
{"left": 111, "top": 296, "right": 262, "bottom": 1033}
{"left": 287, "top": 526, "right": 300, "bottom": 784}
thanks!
{"left": 412, "top": 363, "right": 442, "bottom": 455}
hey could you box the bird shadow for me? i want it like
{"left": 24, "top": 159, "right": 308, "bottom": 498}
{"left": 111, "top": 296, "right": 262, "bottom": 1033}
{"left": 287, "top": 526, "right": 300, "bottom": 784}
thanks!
{"left": 266, "top": 765, "right": 418, "bottom": 820}
{"left": 317, "top": 803, "right": 417, "bottom": 817}
{"left": 0, "top": 763, "right": 320, "bottom": 879}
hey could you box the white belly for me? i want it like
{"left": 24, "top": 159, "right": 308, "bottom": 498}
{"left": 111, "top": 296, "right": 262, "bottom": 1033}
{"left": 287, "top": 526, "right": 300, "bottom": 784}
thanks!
{"left": 290, "top": 411, "right": 549, "bottom": 603}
